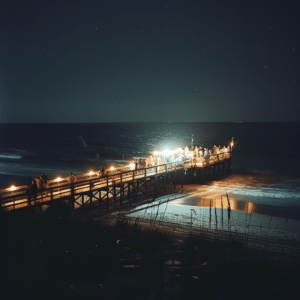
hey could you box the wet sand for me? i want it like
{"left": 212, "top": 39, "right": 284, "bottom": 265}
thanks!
{"left": 172, "top": 187, "right": 300, "bottom": 221}
{"left": 124, "top": 184, "right": 300, "bottom": 257}
{"left": 1, "top": 182, "right": 300, "bottom": 299}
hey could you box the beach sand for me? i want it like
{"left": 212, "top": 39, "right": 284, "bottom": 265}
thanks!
{"left": 118, "top": 184, "right": 300, "bottom": 258}
{"left": 1, "top": 182, "right": 300, "bottom": 299}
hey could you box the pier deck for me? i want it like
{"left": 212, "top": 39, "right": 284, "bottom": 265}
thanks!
{"left": 0, "top": 152, "right": 231, "bottom": 213}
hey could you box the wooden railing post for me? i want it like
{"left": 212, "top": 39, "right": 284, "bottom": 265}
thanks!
{"left": 106, "top": 175, "right": 109, "bottom": 210}
{"left": 113, "top": 186, "right": 116, "bottom": 204}
{"left": 89, "top": 180, "right": 93, "bottom": 208}
{"left": 70, "top": 184, "right": 75, "bottom": 210}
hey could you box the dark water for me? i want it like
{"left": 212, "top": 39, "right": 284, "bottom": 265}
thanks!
{"left": 1, "top": 122, "right": 300, "bottom": 207}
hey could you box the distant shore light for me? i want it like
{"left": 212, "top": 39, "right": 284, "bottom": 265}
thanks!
{"left": 10, "top": 185, "right": 16, "bottom": 191}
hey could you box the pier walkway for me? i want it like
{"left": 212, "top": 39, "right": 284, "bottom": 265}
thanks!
{"left": 0, "top": 152, "right": 231, "bottom": 214}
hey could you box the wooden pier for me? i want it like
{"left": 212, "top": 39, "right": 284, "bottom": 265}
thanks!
{"left": 0, "top": 152, "right": 231, "bottom": 214}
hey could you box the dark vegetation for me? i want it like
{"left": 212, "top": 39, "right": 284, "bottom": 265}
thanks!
{"left": 1, "top": 201, "right": 300, "bottom": 300}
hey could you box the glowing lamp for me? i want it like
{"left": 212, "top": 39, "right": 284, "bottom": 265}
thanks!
{"left": 10, "top": 185, "right": 16, "bottom": 191}
{"left": 56, "top": 177, "right": 62, "bottom": 182}
{"left": 128, "top": 162, "right": 135, "bottom": 170}
{"left": 110, "top": 166, "right": 115, "bottom": 171}
{"left": 89, "top": 171, "right": 94, "bottom": 175}
{"left": 161, "top": 149, "right": 172, "bottom": 156}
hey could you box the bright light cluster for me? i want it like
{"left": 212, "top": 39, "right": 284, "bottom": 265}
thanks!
{"left": 152, "top": 148, "right": 185, "bottom": 163}
{"left": 10, "top": 185, "right": 16, "bottom": 191}
{"left": 153, "top": 148, "right": 183, "bottom": 157}
{"left": 128, "top": 162, "right": 135, "bottom": 170}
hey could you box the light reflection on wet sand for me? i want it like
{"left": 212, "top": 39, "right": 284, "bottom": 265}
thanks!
{"left": 173, "top": 171, "right": 300, "bottom": 221}
{"left": 172, "top": 194, "right": 300, "bottom": 221}
{"left": 128, "top": 174, "right": 300, "bottom": 255}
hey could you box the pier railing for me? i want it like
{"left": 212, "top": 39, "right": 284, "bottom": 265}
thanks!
{"left": 0, "top": 152, "right": 231, "bottom": 212}
{"left": 0, "top": 161, "right": 184, "bottom": 211}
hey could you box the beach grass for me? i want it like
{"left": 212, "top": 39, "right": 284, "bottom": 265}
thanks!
{"left": 1, "top": 192, "right": 300, "bottom": 299}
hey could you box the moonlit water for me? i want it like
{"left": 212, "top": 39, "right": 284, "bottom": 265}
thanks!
{"left": 1, "top": 122, "right": 300, "bottom": 207}
{"left": 1, "top": 122, "right": 300, "bottom": 253}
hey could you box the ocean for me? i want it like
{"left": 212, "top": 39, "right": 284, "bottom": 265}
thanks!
{"left": 1, "top": 122, "right": 300, "bottom": 194}
{"left": 0, "top": 122, "right": 300, "bottom": 204}
{"left": 1, "top": 122, "right": 300, "bottom": 255}
{"left": 1, "top": 122, "right": 299, "bottom": 193}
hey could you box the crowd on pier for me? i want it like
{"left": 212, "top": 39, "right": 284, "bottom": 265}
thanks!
{"left": 148, "top": 145, "right": 231, "bottom": 165}
{"left": 21, "top": 144, "right": 231, "bottom": 198}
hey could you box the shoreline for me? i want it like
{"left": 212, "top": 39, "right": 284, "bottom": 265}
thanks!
{"left": 1, "top": 183, "right": 300, "bottom": 299}
{"left": 67, "top": 183, "right": 300, "bottom": 258}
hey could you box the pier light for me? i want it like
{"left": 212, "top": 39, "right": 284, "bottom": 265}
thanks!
{"left": 128, "top": 162, "right": 135, "bottom": 170}
{"left": 161, "top": 149, "right": 171, "bottom": 157}
{"left": 89, "top": 171, "right": 94, "bottom": 176}
{"left": 56, "top": 177, "right": 62, "bottom": 182}
{"left": 110, "top": 166, "right": 115, "bottom": 171}
{"left": 9, "top": 185, "right": 16, "bottom": 191}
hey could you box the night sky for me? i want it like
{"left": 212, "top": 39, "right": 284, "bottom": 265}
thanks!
{"left": 1, "top": 0, "right": 299, "bottom": 123}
